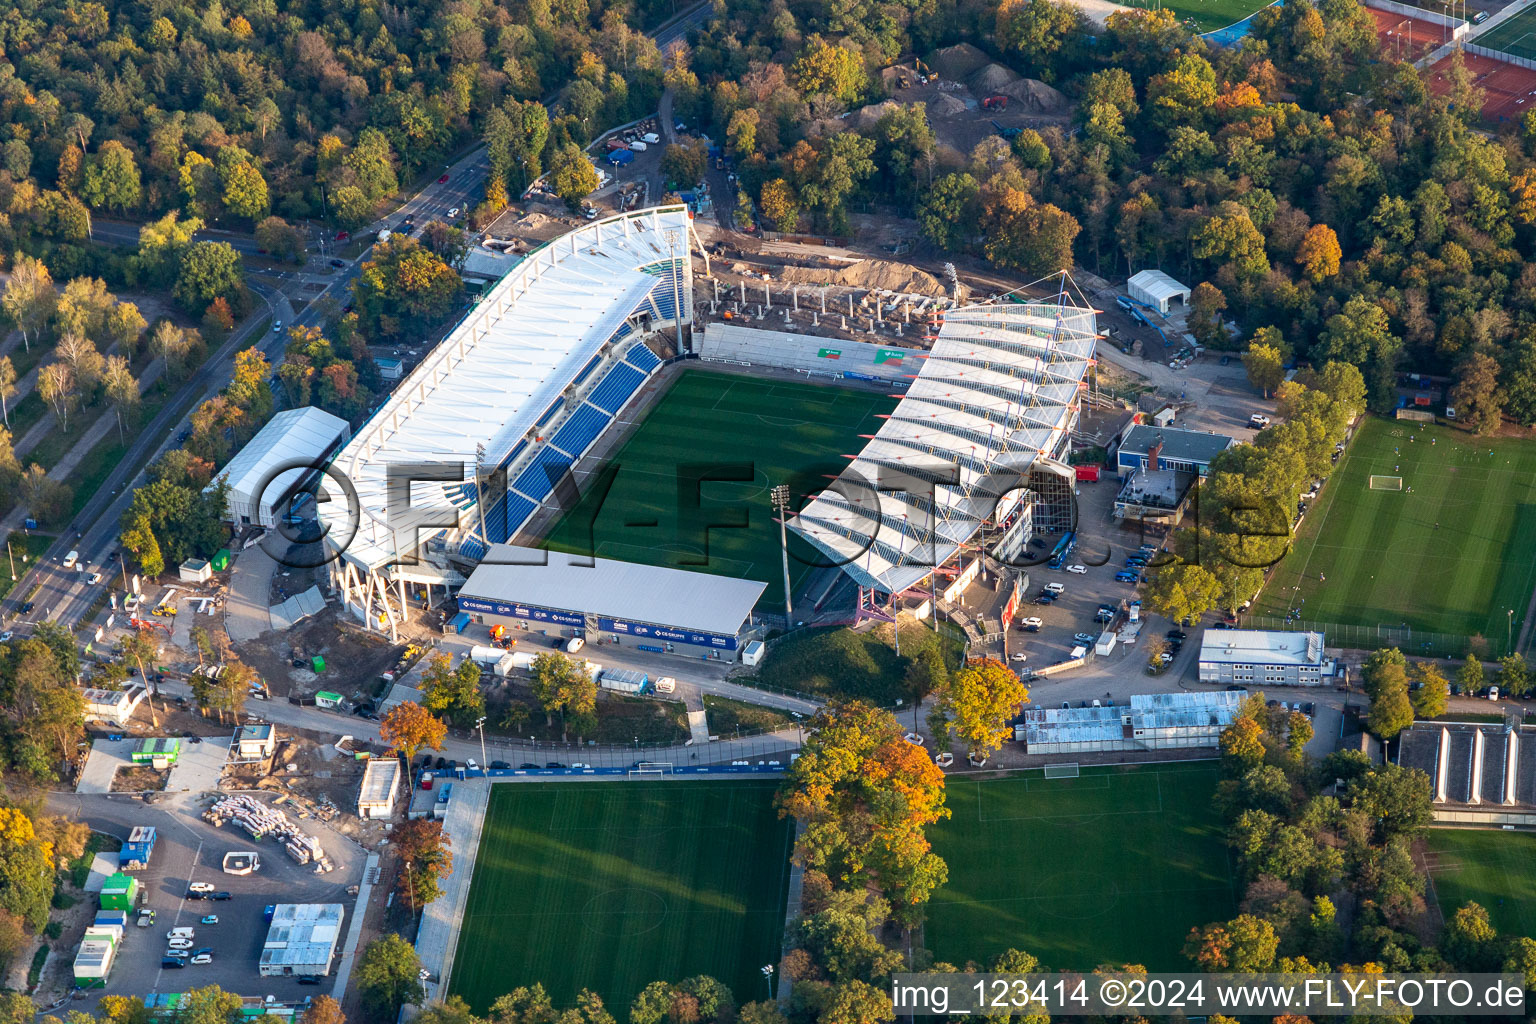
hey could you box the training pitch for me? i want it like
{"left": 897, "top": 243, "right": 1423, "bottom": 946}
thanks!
{"left": 1255, "top": 418, "right": 1536, "bottom": 655}
{"left": 1120, "top": 0, "right": 1276, "bottom": 32}
{"left": 1471, "top": 4, "right": 1536, "bottom": 61}
{"left": 1426, "top": 829, "right": 1536, "bottom": 938}
{"left": 542, "top": 369, "right": 896, "bottom": 610}
{"left": 925, "top": 764, "right": 1236, "bottom": 971}
{"left": 449, "top": 780, "right": 793, "bottom": 1013}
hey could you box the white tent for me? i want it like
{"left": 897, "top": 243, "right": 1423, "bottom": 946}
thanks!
{"left": 1127, "top": 270, "right": 1190, "bottom": 315}
{"left": 209, "top": 407, "right": 350, "bottom": 527}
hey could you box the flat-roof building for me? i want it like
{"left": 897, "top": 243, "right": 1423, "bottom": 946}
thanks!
{"left": 259, "top": 903, "right": 345, "bottom": 977}
{"left": 1197, "top": 630, "right": 1334, "bottom": 686}
{"left": 81, "top": 685, "right": 146, "bottom": 727}
{"left": 1015, "top": 690, "right": 1244, "bottom": 754}
{"left": 358, "top": 759, "right": 401, "bottom": 819}
{"left": 234, "top": 724, "right": 276, "bottom": 760}
{"left": 1114, "top": 424, "right": 1235, "bottom": 478}
{"left": 457, "top": 544, "right": 767, "bottom": 656}
{"left": 1398, "top": 722, "right": 1536, "bottom": 825}
{"left": 208, "top": 407, "right": 350, "bottom": 528}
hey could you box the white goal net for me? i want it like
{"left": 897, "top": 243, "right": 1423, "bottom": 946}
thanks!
{"left": 1369, "top": 475, "right": 1403, "bottom": 490}
{"left": 1043, "top": 763, "right": 1080, "bottom": 779}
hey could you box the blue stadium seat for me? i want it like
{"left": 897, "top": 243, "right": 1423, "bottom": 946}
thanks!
{"left": 624, "top": 344, "right": 661, "bottom": 373}
{"left": 550, "top": 405, "right": 613, "bottom": 458}
{"left": 502, "top": 493, "right": 538, "bottom": 535}
{"left": 482, "top": 492, "right": 508, "bottom": 543}
{"left": 457, "top": 537, "right": 487, "bottom": 562}
{"left": 650, "top": 291, "right": 678, "bottom": 322}
{"left": 588, "top": 363, "right": 645, "bottom": 414}
{"left": 571, "top": 354, "right": 604, "bottom": 389}
{"left": 496, "top": 438, "right": 529, "bottom": 473}
{"left": 512, "top": 446, "right": 573, "bottom": 501}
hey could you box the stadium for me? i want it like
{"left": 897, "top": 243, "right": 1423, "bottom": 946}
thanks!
{"left": 319, "top": 205, "right": 1098, "bottom": 656}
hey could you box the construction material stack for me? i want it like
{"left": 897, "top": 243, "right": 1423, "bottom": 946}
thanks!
{"left": 203, "top": 795, "right": 334, "bottom": 872}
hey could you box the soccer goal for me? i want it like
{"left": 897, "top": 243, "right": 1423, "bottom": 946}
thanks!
{"left": 1043, "top": 763, "right": 1080, "bottom": 779}
{"left": 629, "top": 762, "right": 674, "bottom": 776}
{"left": 1369, "top": 475, "right": 1403, "bottom": 491}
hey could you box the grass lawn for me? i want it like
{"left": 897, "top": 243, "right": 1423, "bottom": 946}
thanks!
{"left": 541, "top": 370, "right": 896, "bottom": 612}
{"left": 1471, "top": 3, "right": 1536, "bottom": 59}
{"left": 0, "top": 532, "right": 54, "bottom": 601}
{"left": 1254, "top": 418, "right": 1536, "bottom": 656}
{"left": 450, "top": 780, "right": 793, "bottom": 1013}
{"left": 926, "top": 764, "right": 1236, "bottom": 971}
{"left": 1425, "top": 829, "right": 1536, "bottom": 938}
{"left": 1117, "top": 0, "right": 1277, "bottom": 31}
{"left": 701, "top": 695, "right": 795, "bottom": 736}
{"left": 748, "top": 620, "right": 963, "bottom": 703}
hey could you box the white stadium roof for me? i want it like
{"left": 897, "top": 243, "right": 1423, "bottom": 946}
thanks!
{"left": 790, "top": 296, "right": 1096, "bottom": 593}
{"left": 459, "top": 544, "right": 767, "bottom": 637}
{"left": 321, "top": 206, "right": 695, "bottom": 571}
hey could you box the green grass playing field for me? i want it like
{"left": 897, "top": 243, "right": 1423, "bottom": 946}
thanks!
{"left": 542, "top": 370, "right": 897, "bottom": 611}
{"left": 1254, "top": 418, "right": 1536, "bottom": 656}
{"left": 925, "top": 765, "right": 1236, "bottom": 971}
{"left": 1470, "top": 4, "right": 1536, "bottom": 60}
{"left": 1118, "top": 0, "right": 1276, "bottom": 32}
{"left": 449, "top": 781, "right": 793, "bottom": 1014}
{"left": 1426, "top": 829, "right": 1536, "bottom": 938}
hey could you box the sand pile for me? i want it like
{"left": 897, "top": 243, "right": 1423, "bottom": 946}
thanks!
{"left": 926, "top": 92, "right": 970, "bottom": 116}
{"left": 506, "top": 211, "right": 569, "bottom": 240}
{"left": 997, "top": 78, "right": 1070, "bottom": 113}
{"left": 853, "top": 100, "right": 902, "bottom": 129}
{"left": 969, "top": 63, "right": 1020, "bottom": 94}
{"left": 780, "top": 260, "right": 948, "bottom": 296}
{"left": 929, "top": 43, "right": 990, "bottom": 81}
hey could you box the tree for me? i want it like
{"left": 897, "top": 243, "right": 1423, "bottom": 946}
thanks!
{"left": 1409, "top": 662, "right": 1449, "bottom": 719}
{"left": 1295, "top": 224, "right": 1341, "bottom": 282}
{"left": 981, "top": 186, "right": 1079, "bottom": 277}
{"left": 255, "top": 217, "right": 305, "bottom": 262}
{"left": 1458, "top": 654, "right": 1486, "bottom": 695}
{"left": 1188, "top": 282, "right": 1229, "bottom": 349}
{"left": 37, "top": 363, "right": 77, "bottom": 432}
{"left": 1220, "top": 715, "right": 1266, "bottom": 775}
{"left": 393, "top": 819, "right": 453, "bottom": 910}
{"left": 549, "top": 144, "right": 600, "bottom": 209}
{"left": 660, "top": 141, "right": 707, "bottom": 186}
{"left": 379, "top": 701, "right": 447, "bottom": 761}
{"left": 1449, "top": 352, "right": 1504, "bottom": 437}
{"left": 1144, "top": 561, "right": 1221, "bottom": 624}
{"left": 1443, "top": 902, "right": 1500, "bottom": 971}
{"left": 918, "top": 174, "right": 979, "bottom": 251}
{"left": 995, "top": 0, "right": 1089, "bottom": 80}
{"left": 1362, "top": 648, "right": 1415, "bottom": 740}
{"left": 299, "top": 996, "right": 345, "bottom": 1024}
{"left": 1244, "top": 343, "right": 1285, "bottom": 398}
{"left": 1499, "top": 652, "right": 1530, "bottom": 697}
{"left": 1348, "top": 762, "right": 1433, "bottom": 840}
{"left": 0, "top": 358, "right": 15, "bottom": 428}
{"left": 82, "top": 141, "right": 142, "bottom": 212}
{"left": 356, "top": 935, "right": 424, "bottom": 1019}
{"left": 2, "top": 257, "right": 56, "bottom": 352}
{"left": 420, "top": 655, "right": 486, "bottom": 726}
{"left": 930, "top": 659, "right": 1027, "bottom": 761}
{"left": 528, "top": 653, "right": 597, "bottom": 739}
{"left": 1185, "top": 915, "right": 1278, "bottom": 972}
{"left": 758, "top": 179, "right": 801, "bottom": 233}
{"left": 1317, "top": 297, "right": 1402, "bottom": 411}
{"left": 174, "top": 241, "right": 244, "bottom": 316}
{"left": 1192, "top": 206, "right": 1269, "bottom": 280}
{"left": 790, "top": 42, "right": 867, "bottom": 104}
{"left": 102, "top": 355, "right": 139, "bottom": 442}
{"left": 356, "top": 237, "right": 463, "bottom": 337}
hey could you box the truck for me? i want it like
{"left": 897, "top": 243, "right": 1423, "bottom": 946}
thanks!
{"left": 121, "top": 826, "right": 157, "bottom": 870}
{"left": 1095, "top": 631, "right": 1117, "bottom": 657}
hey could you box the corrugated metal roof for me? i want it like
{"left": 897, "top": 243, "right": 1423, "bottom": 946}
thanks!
{"left": 208, "top": 406, "right": 350, "bottom": 520}
{"left": 1198, "top": 630, "right": 1326, "bottom": 666}
{"left": 460, "top": 544, "right": 766, "bottom": 637}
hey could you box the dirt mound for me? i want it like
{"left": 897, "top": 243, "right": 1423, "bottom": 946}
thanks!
{"left": 997, "top": 78, "right": 1070, "bottom": 114}
{"left": 929, "top": 43, "right": 991, "bottom": 82}
{"left": 969, "top": 63, "right": 1020, "bottom": 94}
{"left": 926, "top": 92, "right": 970, "bottom": 117}
{"left": 780, "top": 260, "right": 947, "bottom": 296}
{"left": 506, "top": 210, "right": 570, "bottom": 240}
{"left": 853, "top": 100, "right": 902, "bottom": 129}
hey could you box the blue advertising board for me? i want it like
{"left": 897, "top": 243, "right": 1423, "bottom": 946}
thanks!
{"left": 458, "top": 596, "right": 584, "bottom": 628}
{"left": 597, "top": 616, "right": 738, "bottom": 651}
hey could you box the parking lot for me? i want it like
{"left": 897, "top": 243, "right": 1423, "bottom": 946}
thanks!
{"left": 57, "top": 792, "right": 365, "bottom": 1005}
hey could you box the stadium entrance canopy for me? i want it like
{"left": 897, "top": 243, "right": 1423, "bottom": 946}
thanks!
{"left": 790, "top": 288, "right": 1096, "bottom": 598}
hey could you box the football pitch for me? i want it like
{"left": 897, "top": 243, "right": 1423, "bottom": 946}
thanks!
{"left": 1119, "top": 0, "right": 1276, "bottom": 32}
{"left": 1471, "top": 4, "right": 1536, "bottom": 60}
{"left": 1426, "top": 829, "right": 1536, "bottom": 937}
{"left": 1254, "top": 418, "right": 1536, "bottom": 656}
{"left": 925, "top": 765, "right": 1236, "bottom": 971}
{"left": 449, "top": 780, "right": 793, "bottom": 1013}
{"left": 542, "top": 370, "right": 897, "bottom": 610}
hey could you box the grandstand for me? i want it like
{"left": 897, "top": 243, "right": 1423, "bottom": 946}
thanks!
{"left": 789, "top": 285, "right": 1096, "bottom": 610}
{"left": 320, "top": 206, "right": 706, "bottom": 638}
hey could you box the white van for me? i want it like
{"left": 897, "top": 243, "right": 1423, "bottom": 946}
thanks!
{"left": 642, "top": 132, "right": 660, "bottom": 144}
{"left": 654, "top": 677, "right": 676, "bottom": 694}
{"left": 63, "top": 550, "right": 79, "bottom": 569}
{"left": 1043, "top": 581, "right": 1065, "bottom": 594}
{"left": 564, "top": 637, "right": 585, "bottom": 654}
{"left": 628, "top": 140, "right": 648, "bottom": 152}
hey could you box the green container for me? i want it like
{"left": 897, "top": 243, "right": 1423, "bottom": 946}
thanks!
{"left": 311, "top": 655, "right": 326, "bottom": 673}
{"left": 211, "top": 549, "right": 231, "bottom": 571}
{"left": 98, "top": 874, "right": 138, "bottom": 912}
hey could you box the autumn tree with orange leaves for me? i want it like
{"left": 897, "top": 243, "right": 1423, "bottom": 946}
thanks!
{"left": 779, "top": 700, "right": 949, "bottom": 928}
{"left": 379, "top": 701, "right": 446, "bottom": 762}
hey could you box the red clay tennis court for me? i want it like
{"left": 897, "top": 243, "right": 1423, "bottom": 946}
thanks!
{"left": 1425, "top": 49, "right": 1536, "bottom": 122}
{"left": 1368, "top": 7, "right": 1454, "bottom": 61}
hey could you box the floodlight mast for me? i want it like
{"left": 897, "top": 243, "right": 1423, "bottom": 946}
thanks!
{"left": 771, "top": 484, "right": 793, "bottom": 619}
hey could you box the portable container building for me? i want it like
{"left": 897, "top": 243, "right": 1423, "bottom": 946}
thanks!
{"left": 121, "top": 826, "right": 156, "bottom": 870}
{"left": 599, "top": 668, "right": 648, "bottom": 693}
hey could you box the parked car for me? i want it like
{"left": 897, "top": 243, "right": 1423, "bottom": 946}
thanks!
{"left": 1249, "top": 413, "right": 1270, "bottom": 429}
{"left": 1020, "top": 617, "right": 1043, "bottom": 631}
{"left": 545, "top": 762, "right": 567, "bottom": 769}
{"left": 1010, "top": 653, "right": 1027, "bottom": 662}
{"left": 465, "top": 759, "right": 480, "bottom": 771}
{"left": 1066, "top": 564, "right": 1087, "bottom": 574}
{"left": 210, "top": 891, "right": 231, "bottom": 901}
{"left": 329, "top": 259, "right": 345, "bottom": 268}
{"left": 438, "top": 173, "right": 450, "bottom": 183}
{"left": 1043, "top": 581, "right": 1065, "bottom": 594}
{"left": 191, "top": 954, "right": 213, "bottom": 965}
{"left": 200, "top": 915, "right": 218, "bottom": 925}
{"left": 1166, "top": 629, "right": 1188, "bottom": 640}
{"left": 519, "top": 763, "right": 540, "bottom": 770}
{"left": 188, "top": 883, "right": 214, "bottom": 894}
{"left": 162, "top": 958, "right": 186, "bottom": 969}
{"left": 168, "top": 939, "right": 193, "bottom": 950}
{"left": 298, "top": 976, "right": 324, "bottom": 985}
{"left": 1073, "top": 632, "right": 1096, "bottom": 645}
{"left": 490, "top": 761, "right": 510, "bottom": 770}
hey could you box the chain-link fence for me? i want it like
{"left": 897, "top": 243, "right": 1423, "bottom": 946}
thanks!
{"left": 450, "top": 728, "right": 805, "bottom": 770}
{"left": 1244, "top": 615, "right": 1503, "bottom": 659}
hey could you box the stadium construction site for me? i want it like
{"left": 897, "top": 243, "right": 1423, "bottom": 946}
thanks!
{"left": 314, "top": 204, "right": 1101, "bottom": 662}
